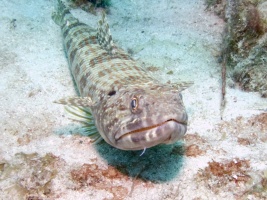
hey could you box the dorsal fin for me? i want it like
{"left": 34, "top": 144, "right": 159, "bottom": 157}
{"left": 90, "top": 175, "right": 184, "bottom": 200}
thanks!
{"left": 97, "top": 12, "right": 115, "bottom": 55}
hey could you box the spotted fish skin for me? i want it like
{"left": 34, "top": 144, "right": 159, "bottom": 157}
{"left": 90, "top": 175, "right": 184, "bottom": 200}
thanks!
{"left": 53, "top": 0, "right": 190, "bottom": 150}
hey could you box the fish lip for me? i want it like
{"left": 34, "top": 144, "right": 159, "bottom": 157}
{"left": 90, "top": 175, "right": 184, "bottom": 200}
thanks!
{"left": 115, "top": 119, "right": 187, "bottom": 142}
{"left": 114, "top": 120, "right": 187, "bottom": 150}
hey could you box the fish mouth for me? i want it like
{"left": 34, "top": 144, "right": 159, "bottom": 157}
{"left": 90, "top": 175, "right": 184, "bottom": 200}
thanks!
{"left": 119, "top": 119, "right": 186, "bottom": 136}
{"left": 114, "top": 119, "right": 187, "bottom": 150}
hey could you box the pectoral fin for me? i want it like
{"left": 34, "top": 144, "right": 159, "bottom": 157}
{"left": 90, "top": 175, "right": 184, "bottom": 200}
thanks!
{"left": 54, "top": 96, "right": 94, "bottom": 107}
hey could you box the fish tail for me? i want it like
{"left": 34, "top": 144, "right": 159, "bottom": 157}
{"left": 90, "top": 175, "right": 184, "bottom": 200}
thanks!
{"left": 52, "top": 0, "right": 78, "bottom": 26}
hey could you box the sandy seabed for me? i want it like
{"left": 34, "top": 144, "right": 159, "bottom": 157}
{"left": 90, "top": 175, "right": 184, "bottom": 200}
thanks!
{"left": 0, "top": 0, "right": 267, "bottom": 199}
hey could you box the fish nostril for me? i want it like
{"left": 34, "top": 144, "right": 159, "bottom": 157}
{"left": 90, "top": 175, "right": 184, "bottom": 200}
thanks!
{"left": 108, "top": 90, "right": 116, "bottom": 96}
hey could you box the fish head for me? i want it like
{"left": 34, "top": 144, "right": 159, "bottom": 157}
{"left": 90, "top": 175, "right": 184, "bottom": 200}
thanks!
{"left": 100, "top": 84, "right": 188, "bottom": 150}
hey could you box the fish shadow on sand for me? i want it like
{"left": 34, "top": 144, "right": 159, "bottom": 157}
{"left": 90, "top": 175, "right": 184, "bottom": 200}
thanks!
{"left": 55, "top": 124, "right": 185, "bottom": 182}
{"left": 95, "top": 141, "right": 185, "bottom": 182}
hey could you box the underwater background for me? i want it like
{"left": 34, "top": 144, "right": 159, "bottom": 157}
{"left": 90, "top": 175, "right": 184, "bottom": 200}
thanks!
{"left": 0, "top": 0, "right": 267, "bottom": 199}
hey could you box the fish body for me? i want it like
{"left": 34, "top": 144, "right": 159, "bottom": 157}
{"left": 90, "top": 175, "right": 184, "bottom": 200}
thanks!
{"left": 53, "top": 0, "right": 190, "bottom": 150}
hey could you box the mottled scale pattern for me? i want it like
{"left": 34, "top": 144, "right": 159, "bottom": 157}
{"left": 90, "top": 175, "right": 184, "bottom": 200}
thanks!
{"left": 53, "top": 0, "right": 189, "bottom": 150}
{"left": 61, "top": 18, "right": 153, "bottom": 101}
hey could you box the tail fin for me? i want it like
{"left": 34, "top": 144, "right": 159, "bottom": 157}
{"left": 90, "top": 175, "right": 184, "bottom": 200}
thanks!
{"left": 97, "top": 12, "right": 115, "bottom": 55}
{"left": 52, "top": 0, "right": 78, "bottom": 26}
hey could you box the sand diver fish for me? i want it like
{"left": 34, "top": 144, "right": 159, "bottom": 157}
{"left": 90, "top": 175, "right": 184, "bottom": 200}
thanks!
{"left": 52, "top": 0, "right": 191, "bottom": 150}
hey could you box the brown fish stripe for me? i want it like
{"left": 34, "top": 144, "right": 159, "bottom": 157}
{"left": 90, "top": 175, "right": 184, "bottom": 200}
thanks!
{"left": 69, "top": 45, "right": 89, "bottom": 65}
{"left": 65, "top": 29, "right": 93, "bottom": 47}
{"left": 66, "top": 35, "right": 91, "bottom": 58}
{"left": 62, "top": 23, "right": 88, "bottom": 38}
{"left": 70, "top": 45, "right": 99, "bottom": 69}
{"left": 65, "top": 35, "right": 89, "bottom": 51}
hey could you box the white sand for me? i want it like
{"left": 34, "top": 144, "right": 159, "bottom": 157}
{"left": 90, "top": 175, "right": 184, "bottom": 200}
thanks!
{"left": 0, "top": 0, "right": 266, "bottom": 199}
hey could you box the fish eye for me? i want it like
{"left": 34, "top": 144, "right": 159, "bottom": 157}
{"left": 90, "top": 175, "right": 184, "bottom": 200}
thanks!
{"left": 131, "top": 97, "right": 138, "bottom": 111}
